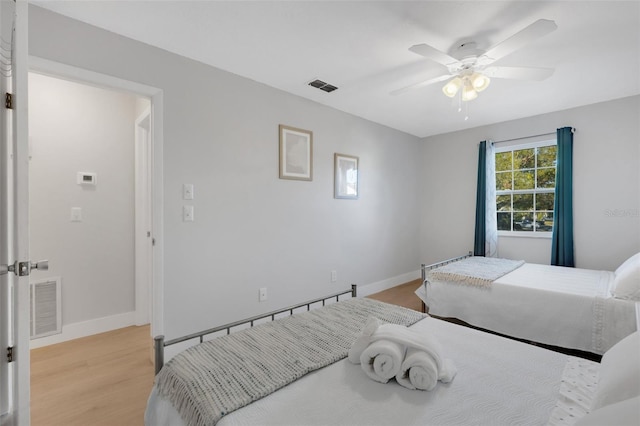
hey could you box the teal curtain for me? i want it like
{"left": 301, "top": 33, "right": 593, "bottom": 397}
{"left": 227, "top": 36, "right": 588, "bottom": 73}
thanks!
{"left": 473, "top": 141, "right": 487, "bottom": 256}
{"left": 551, "top": 127, "right": 575, "bottom": 266}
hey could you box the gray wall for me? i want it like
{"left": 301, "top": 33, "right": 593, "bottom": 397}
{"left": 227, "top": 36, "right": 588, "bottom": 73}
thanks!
{"left": 29, "top": 6, "right": 640, "bottom": 341}
{"left": 28, "top": 6, "right": 422, "bottom": 339}
{"left": 420, "top": 95, "right": 640, "bottom": 271}
{"left": 28, "top": 72, "right": 138, "bottom": 326}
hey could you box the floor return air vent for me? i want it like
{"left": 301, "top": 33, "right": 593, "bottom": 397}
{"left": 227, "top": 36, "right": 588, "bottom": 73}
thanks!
{"left": 30, "top": 277, "right": 62, "bottom": 339}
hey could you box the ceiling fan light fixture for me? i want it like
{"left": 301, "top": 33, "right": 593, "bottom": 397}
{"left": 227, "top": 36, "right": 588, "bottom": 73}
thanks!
{"left": 442, "top": 77, "right": 462, "bottom": 98}
{"left": 470, "top": 72, "right": 490, "bottom": 92}
{"left": 461, "top": 79, "right": 478, "bottom": 101}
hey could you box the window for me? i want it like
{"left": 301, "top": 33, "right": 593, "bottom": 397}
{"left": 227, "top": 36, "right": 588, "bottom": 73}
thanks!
{"left": 495, "top": 140, "right": 556, "bottom": 234}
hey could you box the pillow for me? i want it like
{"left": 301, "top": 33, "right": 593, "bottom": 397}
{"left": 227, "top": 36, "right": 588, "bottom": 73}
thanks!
{"left": 577, "top": 396, "right": 640, "bottom": 426}
{"left": 612, "top": 253, "right": 640, "bottom": 300}
{"left": 591, "top": 331, "right": 640, "bottom": 411}
{"left": 615, "top": 252, "right": 640, "bottom": 276}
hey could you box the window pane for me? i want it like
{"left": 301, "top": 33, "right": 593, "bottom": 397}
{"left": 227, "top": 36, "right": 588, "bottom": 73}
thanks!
{"left": 496, "top": 152, "right": 512, "bottom": 172}
{"left": 543, "top": 211, "right": 554, "bottom": 231}
{"left": 497, "top": 194, "right": 511, "bottom": 211}
{"left": 513, "top": 213, "right": 534, "bottom": 231}
{"left": 514, "top": 170, "right": 534, "bottom": 190}
{"left": 537, "top": 168, "right": 556, "bottom": 189}
{"left": 496, "top": 172, "right": 512, "bottom": 190}
{"left": 497, "top": 212, "right": 511, "bottom": 231}
{"left": 537, "top": 145, "right": 557, "bottom": 167}
{"left": 535, "top": 212, "right": 554, "bottom": 232}
{"left": 513, "top": 194, "right": 533, "bottom": 211}
{"left": 514, "top": 148, "right": 535, "bottom": 169}
{"left": 495, "top": 144, "right": 556, "bottom": 234}
{"left": 536, "top": 193, "right": 555, "bottom": 211}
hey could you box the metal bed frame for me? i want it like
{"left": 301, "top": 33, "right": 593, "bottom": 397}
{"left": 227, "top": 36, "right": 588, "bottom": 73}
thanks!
{"left": 153, "top": 284, "right": 358, "bottom": 374}
{"left": 420, "top": 251, "right": 473, "bottom": 313}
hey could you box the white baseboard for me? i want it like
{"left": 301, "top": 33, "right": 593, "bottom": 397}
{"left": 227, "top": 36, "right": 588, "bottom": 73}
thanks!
{"left": 29, "top": 311, "right": 138, "bottom": 349}
{"left": 358, "top": 270, "right": 421, "bottom": 297}
{"left": 28, "top": 274, "right": 419, "bottom": 350}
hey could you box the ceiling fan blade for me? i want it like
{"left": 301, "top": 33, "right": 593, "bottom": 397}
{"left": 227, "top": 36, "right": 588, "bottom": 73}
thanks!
{"left": 483, "top": 19, "right": 557, "bottom": 63}
{"left": 409, "top": 43, "right": 461, "bottom": 68}
{"left": 484, "top": 66, "right": 554, "bottom": 81}
{"left": 390, "top": 74, "right": 452, "bottom": 96}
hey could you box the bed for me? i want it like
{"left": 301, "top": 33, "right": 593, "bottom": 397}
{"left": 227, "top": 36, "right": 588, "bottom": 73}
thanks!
{"left": 415, "top": 252, "right": 640, "bottom": 355}
{"left": 145, "top": 285, "right": 640, "bottom": 426}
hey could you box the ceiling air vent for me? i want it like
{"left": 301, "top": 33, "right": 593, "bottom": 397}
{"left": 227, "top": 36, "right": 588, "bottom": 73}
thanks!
{"left": 308, "top": 79, "right": 338, "bottom": 93}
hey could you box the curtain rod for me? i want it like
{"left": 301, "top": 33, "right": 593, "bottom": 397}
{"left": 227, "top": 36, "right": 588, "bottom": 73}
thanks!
{"left": 491, "top": 127, "right": 575, "bottom": 145}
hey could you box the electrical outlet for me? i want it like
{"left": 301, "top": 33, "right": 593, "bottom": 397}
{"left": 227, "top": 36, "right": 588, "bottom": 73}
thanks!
{"left": 259, "top": 287, "right": 267, "bottom": 302}
{"left": 331, "top": 270, "right": 337, "bottom": 282}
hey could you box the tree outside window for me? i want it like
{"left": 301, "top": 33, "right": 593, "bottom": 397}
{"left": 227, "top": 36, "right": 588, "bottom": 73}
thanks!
{"left": 496, "top": 143, "right": 556, "bottom": 233}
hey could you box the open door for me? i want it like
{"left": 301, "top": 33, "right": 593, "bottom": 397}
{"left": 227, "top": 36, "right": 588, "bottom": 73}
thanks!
{"left": 1, "top": 1, "right": 33, "bottom": 424}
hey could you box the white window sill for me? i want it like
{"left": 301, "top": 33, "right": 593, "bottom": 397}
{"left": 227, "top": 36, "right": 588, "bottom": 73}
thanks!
{"left": 498, "top": 231, "right": 553, "bottom": 239}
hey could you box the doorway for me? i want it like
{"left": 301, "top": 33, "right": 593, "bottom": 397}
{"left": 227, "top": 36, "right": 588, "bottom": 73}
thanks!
{"left": 28, "top": 71, "right": 152, "bottom": 348}
{"left": 29, "top": 57, "right": 163, "bottom": 346}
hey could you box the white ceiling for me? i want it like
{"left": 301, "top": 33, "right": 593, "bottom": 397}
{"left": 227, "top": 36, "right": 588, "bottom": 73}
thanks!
{"left": 34, "top": 1, "right": 640, "bottom": 138}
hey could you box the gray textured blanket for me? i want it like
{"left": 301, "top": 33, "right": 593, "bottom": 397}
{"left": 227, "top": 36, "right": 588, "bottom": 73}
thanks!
{"left": 156, "top": 298, "right": 425, "bottom": 426}
{"left": 427, "top": 256, "right": 525, "bottom": 288}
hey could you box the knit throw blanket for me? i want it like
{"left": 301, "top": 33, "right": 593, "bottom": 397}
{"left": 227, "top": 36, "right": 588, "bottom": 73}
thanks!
{"left": 156, "top": 298, "right": 425, "bottom": 426}
{"left": 427, "top": 257, "right": 525, "bottom": 288}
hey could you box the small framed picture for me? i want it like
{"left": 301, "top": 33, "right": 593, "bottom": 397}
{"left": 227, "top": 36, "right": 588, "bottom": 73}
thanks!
{"left": 334, "top": 153, "right": 359, "bottom": 199}
{"left": 279, "top": 125, "right": 313, "bottom": 181}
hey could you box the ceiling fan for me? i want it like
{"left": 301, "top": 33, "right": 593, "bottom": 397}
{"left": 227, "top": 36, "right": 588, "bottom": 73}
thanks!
{"left": 392, "top": 19, "right": 558, "bottom": 101}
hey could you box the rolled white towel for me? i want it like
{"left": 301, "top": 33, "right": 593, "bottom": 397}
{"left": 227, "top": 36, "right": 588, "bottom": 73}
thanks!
{"left": 348, "top": 317, "right": 381, "bottom": 364}
{"left": 396, "top": 347, "right": 457, "bottom": 391}
{"left": 349, "top": 316, "right": 456, "bottom": 390}
{"left": 396, "top": 347, "right": 438, "bottom": 390}
{"left": 359, "top": 339, "right": 406, "bottom": 384}
{"left": 349, "top": 318, "right": 414, "bottom": 364}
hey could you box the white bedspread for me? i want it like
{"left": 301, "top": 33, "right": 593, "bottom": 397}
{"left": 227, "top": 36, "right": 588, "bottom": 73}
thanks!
{"left": 421, "top": 263, "right": 637, "bottom": 354}
{"left": 146, "top": 316, "right": 597, "bottom": 426}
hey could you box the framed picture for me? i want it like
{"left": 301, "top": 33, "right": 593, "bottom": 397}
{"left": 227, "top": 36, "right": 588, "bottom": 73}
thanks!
{"left": 279, "top": 125, "right": 313, "bottom": 181}
{"left": 334, "top": 153, "right": 359, "bottom": 199}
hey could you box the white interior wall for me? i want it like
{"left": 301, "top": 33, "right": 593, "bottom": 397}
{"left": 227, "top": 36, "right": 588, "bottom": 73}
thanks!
{"left": 28, "top": 6, "right": 422, "bottom": 340}
{"left": 420, "top": 95, "right": 640, "bottom": 271}
{"left": 28, "top": 72, "right": 138, "bottom": 333}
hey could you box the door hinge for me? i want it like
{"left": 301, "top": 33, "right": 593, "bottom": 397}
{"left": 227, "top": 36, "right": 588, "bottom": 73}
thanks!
{"left": 5, "top": 92, "right": 13, "bottom": 109}
{"left": 7, "top": 346, "right": 13, "bottom": 363}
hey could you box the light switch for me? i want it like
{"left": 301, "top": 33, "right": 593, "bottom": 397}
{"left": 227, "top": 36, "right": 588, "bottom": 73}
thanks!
{"left": 183, "top": 205, "right": 194, "bottom": 222}
{"left": 71, "top": 207, "right": 82, "bottom": 222}
{"left": 183, "top": 184, "right": 194, "bottom": 200}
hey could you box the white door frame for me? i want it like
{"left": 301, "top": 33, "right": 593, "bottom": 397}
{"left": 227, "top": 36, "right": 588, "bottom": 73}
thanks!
{"left": 27, "top": 57, "right": 165, "bottom": 339}
{"left": 135, "top": 108, "right": 152, "bottom": 326}
{"left": 1, "top": 0, "right": 29, "bottom": 423}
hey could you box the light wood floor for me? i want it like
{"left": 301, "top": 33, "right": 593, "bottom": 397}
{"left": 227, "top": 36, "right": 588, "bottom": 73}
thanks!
{"left": 30, "top": 281, "right": 423, "bottom": 425}
{"left": 30, "top": 325, "right": 155, "bottom": 426}
{"left": 366, "top": 278, "right": 423, "bottom": 312}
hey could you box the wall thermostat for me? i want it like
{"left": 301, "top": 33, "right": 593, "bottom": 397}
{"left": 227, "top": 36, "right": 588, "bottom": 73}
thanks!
{"left": 77, "top": 172, "right": 97, "bottom": 186}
